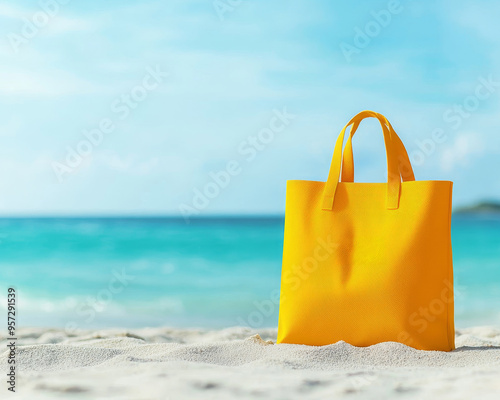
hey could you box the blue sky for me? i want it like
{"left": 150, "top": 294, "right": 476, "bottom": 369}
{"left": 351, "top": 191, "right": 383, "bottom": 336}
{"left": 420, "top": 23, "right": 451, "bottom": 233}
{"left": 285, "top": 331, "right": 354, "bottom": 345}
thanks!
{"left": 0, "top": 0, "right": 499, "bottom": 215}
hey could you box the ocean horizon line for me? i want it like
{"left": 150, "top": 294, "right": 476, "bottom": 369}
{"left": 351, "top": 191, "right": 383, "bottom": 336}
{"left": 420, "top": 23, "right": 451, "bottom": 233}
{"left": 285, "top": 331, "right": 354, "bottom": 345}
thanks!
{"left": 0, "top": 214, "right": 286, "bottom": 220}
{"left": 0, "top": 212, "right": 498, "bottom": 220}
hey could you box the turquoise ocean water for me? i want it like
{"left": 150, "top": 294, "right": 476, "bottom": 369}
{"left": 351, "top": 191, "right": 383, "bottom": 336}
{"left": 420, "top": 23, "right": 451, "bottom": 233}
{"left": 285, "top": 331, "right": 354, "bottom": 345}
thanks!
{"left": 0, "top": 215, "right": 499, "bottom": 330}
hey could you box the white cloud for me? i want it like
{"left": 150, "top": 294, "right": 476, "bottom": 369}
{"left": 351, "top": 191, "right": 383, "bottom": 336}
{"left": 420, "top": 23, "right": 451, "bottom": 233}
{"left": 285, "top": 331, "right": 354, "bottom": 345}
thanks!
{"left": 1, "top": 2, "right": 95, "bottom": 37}
{"left": 451, "top": 2, "right": 500, "bottom": 41}
{"left": 441, "top": 133, "right": 485, "bottom": 171}
{"left": 97, "top": 153, "right": 133, "bottom": 172}
{"left": 0, "top": 69, "right": 103, "bottom": 96}
{"left": 44, "top": 15, "right": 96, "bottom": 35}
{"left": 0, "top": 3, "right": 28, "bottom": 19}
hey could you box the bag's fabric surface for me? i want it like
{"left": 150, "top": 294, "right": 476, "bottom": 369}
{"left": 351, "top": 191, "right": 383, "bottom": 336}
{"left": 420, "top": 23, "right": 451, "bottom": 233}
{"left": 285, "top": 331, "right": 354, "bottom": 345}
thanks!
{"left": 277, "top": 111, "right": 454, "bottom": 351}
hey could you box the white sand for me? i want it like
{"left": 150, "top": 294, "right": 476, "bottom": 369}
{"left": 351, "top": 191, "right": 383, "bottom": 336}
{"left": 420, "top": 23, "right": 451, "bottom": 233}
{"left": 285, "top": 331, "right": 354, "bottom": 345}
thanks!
{"left": 1, "top": 326, "right": 500, "bottom": 399}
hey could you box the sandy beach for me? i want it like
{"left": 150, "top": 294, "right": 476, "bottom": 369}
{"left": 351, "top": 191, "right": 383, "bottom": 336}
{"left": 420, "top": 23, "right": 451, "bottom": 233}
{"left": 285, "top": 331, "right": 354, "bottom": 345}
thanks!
{"left": 1, "top": 326, "right": 499, "bottom": 399}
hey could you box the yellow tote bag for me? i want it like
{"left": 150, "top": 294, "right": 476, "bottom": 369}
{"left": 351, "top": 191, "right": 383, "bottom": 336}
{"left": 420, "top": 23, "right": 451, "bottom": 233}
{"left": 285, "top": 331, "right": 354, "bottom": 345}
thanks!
{"left": 277, "top": 111, "right": 454, "bottom": 351}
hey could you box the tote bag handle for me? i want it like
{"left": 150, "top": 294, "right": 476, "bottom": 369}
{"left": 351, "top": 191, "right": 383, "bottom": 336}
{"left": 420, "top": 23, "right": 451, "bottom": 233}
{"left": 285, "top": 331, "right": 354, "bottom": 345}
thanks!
{"left": 341, "top": 116, "right": 415, "bottom": 183}
{"left": 322, "top": 111, "right": 407, "bottom": 211}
